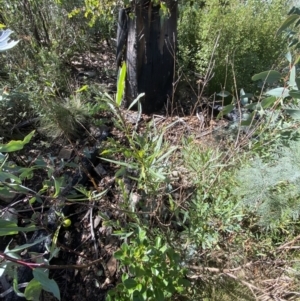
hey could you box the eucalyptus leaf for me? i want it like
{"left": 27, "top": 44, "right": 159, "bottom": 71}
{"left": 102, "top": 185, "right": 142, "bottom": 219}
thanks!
{"left": 266, "top": 87, "right": 289, "bottom": 98}
{"left": 277, "top": 14, "right": 300, "bottom": 35}
{"left": 251, "top": 70, "right": 281, "bottom": 83}
{"left": 217, "top": 104, "right": 234, "bottom": 119}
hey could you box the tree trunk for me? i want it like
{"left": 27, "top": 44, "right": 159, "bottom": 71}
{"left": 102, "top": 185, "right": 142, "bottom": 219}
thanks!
{"left": 117, "top": 0, "right": 177, "bottom": 114}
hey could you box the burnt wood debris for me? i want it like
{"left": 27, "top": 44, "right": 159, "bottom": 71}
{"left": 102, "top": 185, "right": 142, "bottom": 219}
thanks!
{"left": 116, "top": 0, "right": 178, "bottom": 113}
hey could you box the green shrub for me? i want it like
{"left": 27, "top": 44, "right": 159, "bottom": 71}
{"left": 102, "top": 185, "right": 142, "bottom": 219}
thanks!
{"left": 178, "top": 0, "right": 288, "bottom": 94}
{"left": 107, "top": 226, "right": 189, "bottom": 301}
{"left": 180, "top": 140, "right": 243, "bottom": 249}
{"left": 235, "top": 140, "right": 300, "bottom": 231}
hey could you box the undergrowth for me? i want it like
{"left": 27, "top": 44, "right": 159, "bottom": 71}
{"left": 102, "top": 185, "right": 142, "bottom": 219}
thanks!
{"left": 1, "top": 2, "right": 300, "bottom": 301}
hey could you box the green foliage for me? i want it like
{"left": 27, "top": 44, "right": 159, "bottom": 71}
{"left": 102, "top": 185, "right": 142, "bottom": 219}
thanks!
{"left": 180, "top": 140, "right": 243, "bottom": 250}
{"left": 0, "top": 132, "right": 62, "bottom": 300}
{"left": 107, "top": 226, "right": 189, "bottom": 301}
{"left": 235, "top": 140, "right": 300, "bottom": 230}
{"left": 178, "top": 0, "right": 288, "bottom": 94}
{"left": 0, "top": 0, "right": 114, "bottom": 140}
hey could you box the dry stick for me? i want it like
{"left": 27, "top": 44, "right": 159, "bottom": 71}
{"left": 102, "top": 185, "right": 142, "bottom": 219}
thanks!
{"left": 0, "top": 251, "right": 106, "bottom": 270}
{"left": 277, "top": 234, "right": 300, "bottom": 251}
{"left": 230, "top": 56, "right": 243, "bottom": 149}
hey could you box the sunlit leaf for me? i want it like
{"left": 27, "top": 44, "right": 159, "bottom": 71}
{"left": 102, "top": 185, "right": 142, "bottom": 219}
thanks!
{"left": 0, "top": 220, "right": 38, "bottom": 236}
{"left": 116, "top": 62, "right": 126, "bottom": 107}
{"left": 0, "top": 131, "right": 34, "bottom": 152}
{"left": 24, "top": 279, "right": 42, "bottom": 301}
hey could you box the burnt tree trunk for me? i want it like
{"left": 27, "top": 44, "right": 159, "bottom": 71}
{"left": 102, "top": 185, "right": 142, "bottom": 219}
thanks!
{"left": 117, "top": 1, "right": 177, "bottom": 114}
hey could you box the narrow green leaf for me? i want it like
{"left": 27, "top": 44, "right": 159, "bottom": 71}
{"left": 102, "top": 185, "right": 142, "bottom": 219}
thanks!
{"left": 13, "top": 268, "right": 24, "bottom": 297}
{"left": 277, "top": 14, "right": 300, "bottom": 35}
{"left": 128, "top": 93, "right": 145, "bottom": 110}
{"left": 156, "top": 146, "right": 177, "bottom": 163}
{"left": 116, "top": 62, "right": 126, "bottom": 107}
{"left": 53, "top": 176, "right": 64, "bottom": 197}
{"left": 0, "top": 220, "right": 38, "bottom": 236}
{"left": 100, "top": 157, "right": 137, "bottom": 169}
{"left": 0, "top": 172, "right": 21, "bottom": 183}
{"left": 0, "top": 131, "right": 34, "bottom": 153}
{"left": 155, "top": 236, "right": 162, "bottom": 248}
{"left": 7, "top": 235, "right": 50, "bottom": 253}
{"left": 33, "top": 269, "right": 61, "bottom": 300}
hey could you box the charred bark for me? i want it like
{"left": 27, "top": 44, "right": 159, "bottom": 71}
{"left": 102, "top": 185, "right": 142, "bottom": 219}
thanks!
{"left": 118, "top": 0, "right": 177, "bottom": 114}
